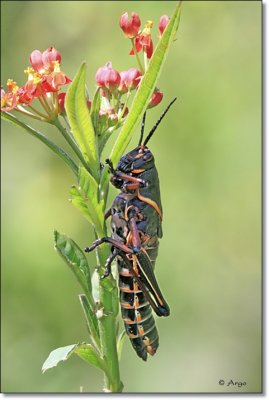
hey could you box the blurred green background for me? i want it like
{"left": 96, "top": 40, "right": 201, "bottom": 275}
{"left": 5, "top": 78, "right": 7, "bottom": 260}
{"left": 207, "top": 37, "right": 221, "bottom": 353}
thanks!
{"left": 1, "top": 0, "right": 261, "bottom": 393}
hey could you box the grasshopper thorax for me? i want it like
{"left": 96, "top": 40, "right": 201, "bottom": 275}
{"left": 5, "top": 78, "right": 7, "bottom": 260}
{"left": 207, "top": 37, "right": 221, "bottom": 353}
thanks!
{"left": 116, "top": 145, "right": 155, "bottom": 174}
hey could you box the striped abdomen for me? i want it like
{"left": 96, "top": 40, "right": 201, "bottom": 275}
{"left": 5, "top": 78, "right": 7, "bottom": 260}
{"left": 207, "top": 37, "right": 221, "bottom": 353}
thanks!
{"left": 118, "top": 255, "right": 159, "bottom": 361}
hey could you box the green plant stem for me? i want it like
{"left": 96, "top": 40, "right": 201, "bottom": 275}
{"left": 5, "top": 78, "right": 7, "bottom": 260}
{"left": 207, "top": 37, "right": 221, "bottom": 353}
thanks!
{"left": 53, "top": 118, "right": 92, "bottom": 174}
{"left": 27, "top": 104, "right": 50, "bottom": 119}
{"left": 14, "top": 106, "right": 48, "bottom": 122}
{"left": 38, "top": 93, "right": 53, "bottom": 115}
{"left": 95, "top": 226, "right": 123, "bottom": 392}
{"left": 131, "top": 38, "right": 145, "bottom": 74}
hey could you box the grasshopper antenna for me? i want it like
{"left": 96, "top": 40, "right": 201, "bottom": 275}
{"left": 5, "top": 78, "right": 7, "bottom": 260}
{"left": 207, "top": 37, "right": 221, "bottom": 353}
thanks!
{"left": 143, "top": 98, "right": 177, "bottom": 146}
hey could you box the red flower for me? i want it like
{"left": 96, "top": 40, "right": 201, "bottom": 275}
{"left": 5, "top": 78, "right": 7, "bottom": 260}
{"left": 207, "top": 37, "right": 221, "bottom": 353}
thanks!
{"left": 120, "top": 12, "right": 141, "bottom": 39}
{"left": 30, "top": 47, "right": 61, "bottom": 74}
{"left": 44, "top": 63, "right": 72, "bottom": 91}
{"left": 158, "top": 15, "right": 170, "bottom": 37}
{"left": 25, "top": 59, "right": 71, "bottom": 95}
{"left": 148, "top": 90, "right": 163, "bottom": 108}
{"left": 17, "top": 86, "right": 33, "bottom": 105}
{"left": 95, "top": 62, "right": 121, "bottom": 93}
{"left": 130, "top": 20, "right": 154, "bottom": 59}
{"left": 119, "top": 68, "right": 142, "bottom": 93}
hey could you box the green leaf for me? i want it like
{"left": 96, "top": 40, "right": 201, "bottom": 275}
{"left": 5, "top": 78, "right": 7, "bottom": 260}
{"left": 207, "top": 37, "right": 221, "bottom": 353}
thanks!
{"left": 98, "top": 130, "right": 112, "bottom": 155}
{"left": 54, "top": 230, "right": 95, "bottom": 308}
{"left": 90, "top": 87, "right": 101, "bottom": 135}
{"left": 78, "top": 166, "right": 105, "bottom": 234}
{"left": 100, "top": 1, "right": 182, "bottom": 194}
{"left": 91, "top": 269, "right": 100, "bottom": 302}
{"left": 69, "top": 185, "right": 95, "bottom": 225}
{"left": 117, "top": 330, "right": 126, "bottom": 361}
{"left": 79, "top": 294, "right": 100, "bottom": 349}
{"left": 65, "top": 62, "right": 99, "bottom": 182}
{"left": 1, "top": 112, "right": 78, "bottom": 176}
{"left": 42, "top": 343, "right": 105, "bottom": 373}
{"left": 75, "top": 343, "right": 105, "bottom": 371}
{"left": 42, "top": 344, "right": 77, "bottom": 373}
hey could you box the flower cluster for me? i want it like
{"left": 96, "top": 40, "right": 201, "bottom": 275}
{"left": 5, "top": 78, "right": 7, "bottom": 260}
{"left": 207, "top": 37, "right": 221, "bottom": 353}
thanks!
{"left": 119, "top": 11, "right": 170, "bottom": 108}
{"left": 93, "top": 11, "right": 170, "bottom": 129}
{"left": 1, "top": 47, "right": 71, "bottom": 121}
{"left": 119, "top": 12, "right": 170, "bottom": 59}
{"left": 1, "top": 11, "right": 171, "bottom": 129}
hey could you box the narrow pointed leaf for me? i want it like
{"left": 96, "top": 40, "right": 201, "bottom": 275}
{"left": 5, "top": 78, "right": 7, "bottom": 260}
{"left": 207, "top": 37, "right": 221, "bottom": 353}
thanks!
{"left": 79, "top": 294, "right": 100, "bottom": 349}
{"left": 1, "top": 112, "right": 78, "bottom": 176}
{"left": 99, "top": 131, "right": 112, "bottom": 155}
{"left": 117, "top": 330, "right": 126, "bottom": 361}
{"left": 65, "top": 62, "right": 99, "bottom": 181}
{"left": 78, "top": 166, "right": 105, "bottom": 234}
{"left": 90, "top": 87, "right": 101, "bottom": 135}
{"left": 54, "top": 230, "right": 95, "bottom": 307}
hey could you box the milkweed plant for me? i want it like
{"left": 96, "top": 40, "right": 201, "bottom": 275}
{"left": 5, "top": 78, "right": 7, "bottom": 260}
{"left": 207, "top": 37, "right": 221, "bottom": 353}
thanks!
{"left": 1, "top": 3, "right": 182, "bottom": 392}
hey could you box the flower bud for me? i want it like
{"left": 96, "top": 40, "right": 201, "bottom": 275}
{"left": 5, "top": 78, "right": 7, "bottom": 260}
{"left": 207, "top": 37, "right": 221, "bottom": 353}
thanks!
{"left": 86, "top": 99, "right": 92, "bottom": 110}
{"left": 95, "top": 62, "right": 121, "bottom": 92}
{"left": 119, "top": 68, "right": 142, "bottom": 93}
{"left": 148, "top": 90, "right": 163, "bottom": 108}
{"left": 158, "top": 15, "right": 170, "bottom": 36}
{"left": 58, "top": 92, "right": 66, "bottom": 114}
{"left": 120, "top": 12, "right": 141, "bottom": 38}
{"left": 30, "top": 50, "right": 44, "bottom": 73}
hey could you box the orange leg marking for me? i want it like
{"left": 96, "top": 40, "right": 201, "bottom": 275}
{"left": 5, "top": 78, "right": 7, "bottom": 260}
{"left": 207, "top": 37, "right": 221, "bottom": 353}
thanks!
{"left": 137, "top": 190, "right": 163, "bottom": 220}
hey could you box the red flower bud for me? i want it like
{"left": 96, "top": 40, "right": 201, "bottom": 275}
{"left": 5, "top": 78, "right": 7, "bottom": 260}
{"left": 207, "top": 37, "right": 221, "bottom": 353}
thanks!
{"left": 58, "top": 92, "right": 66, "bottom": 114}
{"left": 95, "top": 62, "right": 121, "bottom": 92}
{"left": 148, "top": 90, "right": 163, "bottom": 108}
{"left": 158, "top": 15, "right": 170, "bottom": 36}
{"left": 119, "top": 68, "right": 142, "bottom": 92}
{"left": 120, "top": 12, "right": 141, "bottom": 38}
{"left": 30, "top": 50, "right": 44, "bottom": 73}
{"left": 86, "top": 99, "right": 92, "bottom": 110}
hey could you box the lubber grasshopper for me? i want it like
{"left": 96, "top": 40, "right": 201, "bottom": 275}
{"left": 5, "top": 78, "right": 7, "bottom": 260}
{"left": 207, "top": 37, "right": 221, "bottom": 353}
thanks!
{"left": 85, "top": 98, "right": 176, "bottom": 360}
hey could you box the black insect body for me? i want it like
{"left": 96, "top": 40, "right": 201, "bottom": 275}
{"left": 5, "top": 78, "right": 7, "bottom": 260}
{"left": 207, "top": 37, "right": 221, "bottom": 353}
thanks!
{"left": 85, "top": 98, "right": 176, "bottom": 360}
